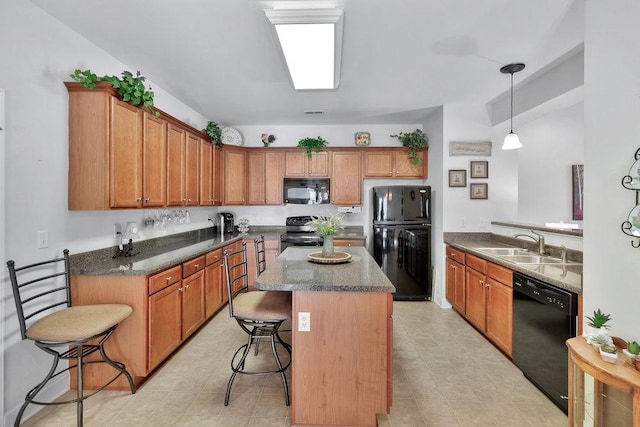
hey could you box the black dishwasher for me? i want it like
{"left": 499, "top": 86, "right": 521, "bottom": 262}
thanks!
{"left": 512, "top": 272, "right": 577, "bottom": 414}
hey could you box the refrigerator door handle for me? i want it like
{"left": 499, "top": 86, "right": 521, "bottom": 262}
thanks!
{"left": 394, "top": 228, "right": 404, "bottom": 266}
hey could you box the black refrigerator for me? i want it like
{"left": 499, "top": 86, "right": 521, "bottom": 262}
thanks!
{"left": 372, "top": 186, "right": 432, "bottom": 301}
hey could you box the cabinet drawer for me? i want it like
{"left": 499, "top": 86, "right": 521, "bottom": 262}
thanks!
{"left": 205, "top": 249, "right": 223, "bottom": 266}
{"left": 264, "top": 238, "right": 280, "bottom": 251}
{"left": 446, "top": 246, "right": 466, "bottom": 264}
{"left": 487, "top": 262, "right": 513, "bottom": 287}
{"left": 149, "top": 265, "right": 182, "bottom": 295}
{"left": 334, "top": 238, "right": 365, "bottom": 247}
{"left": 465, "top": 253, "right": 487, "bottom": 274}
{"left": 183, "top": 255, "right": 206, "bottom": 278}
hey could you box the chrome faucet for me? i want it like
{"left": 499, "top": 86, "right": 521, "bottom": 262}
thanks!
{"left": 513, "top": 230, "right": 546, "bottom": 255}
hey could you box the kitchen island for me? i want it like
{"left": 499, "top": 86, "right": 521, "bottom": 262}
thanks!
{"left": 255, "top": 247, "right": 395, "bottom": 427}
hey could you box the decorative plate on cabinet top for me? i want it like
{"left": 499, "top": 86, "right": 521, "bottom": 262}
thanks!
{"left": 221, "top": 127, "right": 243, "bottom": 146}
{"left": 627, "top": 204, "right": 640, "bottom": 236}
{"left": 354, "top": 131, "right": 371, "bottom": 146}
{"left": 626, "top": 158, "right": 640, "bottom": 189}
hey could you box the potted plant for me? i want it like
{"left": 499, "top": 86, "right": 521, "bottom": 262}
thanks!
{"left": 599, "top": 344, "right": 618, "bottom": 363}
{"left": 585, "top": 309, "right": 612, "bottom": 336}
{"left": 297, "top": 137, "right": 328, "bottom": 157}
{"left": 70, "top": 68, "right": 159, "bottom": 117}
{"left": 623, "top": 341, "right": 640, "bottom": 366}
{"left": 205, "top": 121, "right": 223, "bottom": 146}
{"left": 305, "top": 213, "right": 344, "bottom": 257}
{"left": 390, "top": 129, "right": 428, "bottom": 166}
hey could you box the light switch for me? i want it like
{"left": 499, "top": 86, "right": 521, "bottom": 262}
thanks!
{"left": 37, "top": 230, "right": 49, "bottom": 249}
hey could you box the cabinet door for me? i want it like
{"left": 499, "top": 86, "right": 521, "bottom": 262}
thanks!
{"left": 148, "top": 282, "right": 182, "bottom": 371}
{"left": 200, "top": 140, "right": 213, "bottom": 206}
{"left": 308, "top": 152, "right": 330, "bottom": 177}
{"left": 284, "top": 151, "right": 306, "bottom": 177}
{"left": 453, "top": 261, "right": 466, "bottom": 313}
{"left": 465, "top": 267, "right": 486, "bottom": 331}
{"left": 110, "top": 98, "right": 143, "bottom": 208}
{"left": 205, "top": 259, "right": 224, "bottom": 318}
{"left": 394, "top": 150, "right": 427, "bottom": 178}
{"left": 185, "top": 133, "right": 200, "bottom": 206}
{"left": 213, "top": 146, "right": 222, "bottom": 205}
{"left": 223, "top": 148, "right": 246, "bottom": 205}
{"left": 265, "top": 152, "right": 284, "bottom": 205}
{"left": 142, "top": 112, "right": 167, "bottom": 207}
{"left": 331, "top": 151, "right": 362, "bottom": 205}
{"left": 166, "top": 124, "right": 186, "bottom": 206}
{"left": 182, "top": 270, "right": 205, "bottom": 338}
{"left": 445, "top": 258, "right": 457, "bottom": 307}
{"left": 247, "top": 151, "right": 266, "bottom": 205}
{"left": 485, "top": 277, "right": 513, "bottom": 356}
{"left": 363, "top": 151, "right": 394, "bottom": 177}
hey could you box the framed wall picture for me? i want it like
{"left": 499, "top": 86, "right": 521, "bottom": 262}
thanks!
{"left": 449, "top": 140, "right": 492, "bottom": 156}
{"left": 572, "top": 164, "right": 584, "bottom": 220}
{"left": 470, "top": 183, "right": 488, "bottom": 199}
{"left": 448, "top": 169, "right": 467, "bottom": 187}
{"left": 470, "top": 161, "right": 488, "bottom": 178}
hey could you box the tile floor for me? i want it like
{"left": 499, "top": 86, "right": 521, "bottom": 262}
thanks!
{"left": 21, "top": 301, "right": 567, "bottom": 426}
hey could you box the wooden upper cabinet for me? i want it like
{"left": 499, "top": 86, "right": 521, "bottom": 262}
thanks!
{"left": 109, "top": 98, "right": 144, "bottom": 208}
{"left": 331, "top": 151, "right": 362, "bottom": 205}
{"left": 284, "top": 150, "right": 330, "bottom": 177}
{"left": 395, "top": 149, "right": 427, "bottom": 178}
{"left": 185, "top": 133, "right": 200, "bottom": 206}
{"left": 363, "top": 151, "right": 394, "bottom": 177}
{"left": 363, "top": 148, "right": 427, "bottom": 178}
{"left": 166, "top": 124, "right": 186, "bottom": 206}
{"left": 212, "top": 146, "right": 222, "bottom": 205}
{"left": 200, "top": 141, "right": 213, "bottom": 206}
{"left": 308, "top": 152, "right": 330, "bottom": 176}
{"left": 284, "top": 151, "right": 306, "bottom": 177}
{"left": 265, "top": 152, "right": 284, "bottom": 204}
{"left": 247, "top": 150, "right": 283, "bottom": 205}
{"left": 223, "top": 147, "right": 246, "bottom": 205}
{"left": 142, "top": 111, "right": 167, "bottom": 207}
{"left": 247, "top": 151, "right": 267, "bottom": 204}
{"left": 66, "top": 83, "right": 211, "bottom": 210}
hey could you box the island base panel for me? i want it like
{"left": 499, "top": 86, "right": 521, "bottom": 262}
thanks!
{"left": 292, "top": 291, "right": 392, "bottom": 426}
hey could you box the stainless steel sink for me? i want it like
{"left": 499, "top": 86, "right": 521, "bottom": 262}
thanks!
{"left": 476, "top": 247, "right": 531, "bottom": 256}
{"left": 499, "top": 255, "right": 562, "bottom": 264}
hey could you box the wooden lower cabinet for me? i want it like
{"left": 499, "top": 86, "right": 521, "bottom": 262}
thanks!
{"left": 149, "top": 281, "right": 182, "bottom": 371}
{"left": 70, "top": 246, "right": 236, "bottom": 390}
{"left": 445, "top": 246, "right": 466, "bottom": 313}
{"left": 334, "top": 238, "right": 366, "bottom": 247}
{"left": 446, "top": 246, "right": 513, "bottom": 357}
{"left": 205, "top": 248, "right": 225, "bottom": 317}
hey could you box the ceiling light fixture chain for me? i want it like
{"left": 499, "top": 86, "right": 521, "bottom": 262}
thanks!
{"left": 500, "top": 62, "right": 525, "bottom": 150}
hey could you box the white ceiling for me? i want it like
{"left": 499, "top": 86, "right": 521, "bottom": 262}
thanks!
{"left": 31, "top": 0, "right": 584, "bottom": 126}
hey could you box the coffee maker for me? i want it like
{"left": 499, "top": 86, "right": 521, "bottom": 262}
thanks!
{"left": 217, "top": 212, "right": 235, "bottom": 234}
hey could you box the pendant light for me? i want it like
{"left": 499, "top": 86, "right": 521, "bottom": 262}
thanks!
{"left": 500, "top": 63, "right": 525, "bottom": 150}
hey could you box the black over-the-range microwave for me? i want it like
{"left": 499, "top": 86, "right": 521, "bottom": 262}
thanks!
{"left": 283, "top": 178, "right": 330, "bottom": 204}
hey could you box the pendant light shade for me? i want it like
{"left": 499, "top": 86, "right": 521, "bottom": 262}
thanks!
{"left": 500, "top": 63, "right": 525, "bottom": 150}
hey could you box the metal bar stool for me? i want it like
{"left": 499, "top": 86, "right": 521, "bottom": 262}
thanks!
{"left": 6, "top": 249, "right": 136, "bottom": 426}
{"left": 223, "top": 242, "right": 291, "bottom": 406}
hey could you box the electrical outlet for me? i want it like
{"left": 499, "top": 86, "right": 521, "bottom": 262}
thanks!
{"left": 298, "top": 312, "right": 311, "bottom": 332}
{"left": 37, "top": 230, "right": 49, "bottom": 249}
{"left": 114, "top": 224, "right": 122, "bottom": 238}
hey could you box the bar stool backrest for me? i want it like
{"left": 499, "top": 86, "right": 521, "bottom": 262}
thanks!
{"left": 7, "top": 249, "right": 71, "bottom": 340}
{"left": 254, "top": 236, "right": 266, "bottom": 276}
{"left": 223, "top": 242, "right": 249, "bottom": 318}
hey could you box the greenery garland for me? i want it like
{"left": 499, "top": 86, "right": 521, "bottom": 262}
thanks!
{"left": 390, "top": 129, "right": 428, "bottom": 165}
{"left": 70, "top": 68, "right": 159, "bottom": 117}
{"left": 297, "top": 136, "right": 328, "bottom": 157}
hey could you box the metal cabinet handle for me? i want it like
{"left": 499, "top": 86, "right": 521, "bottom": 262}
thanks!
{"left": 136, "top": 197, "right": 142, "bottom": 201}
{"left": 194, "top": 264, "right": 199, "bottom": 268}
{"left": 166, "top": 276, "right": 173, "bottom": 281}
{"left": 145, "top": 197, "right": 150, "bottom": 202}
{"left": 184, "top": 284, "right": 190, "bottom": 289}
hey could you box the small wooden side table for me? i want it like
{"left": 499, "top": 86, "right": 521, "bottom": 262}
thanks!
{"left": 567, "top": 337, "right": 640, "bottom": 426}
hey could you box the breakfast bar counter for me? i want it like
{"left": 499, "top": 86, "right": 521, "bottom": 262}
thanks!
{"left": 255, "top": 247, "right": 395, "bottom": 427}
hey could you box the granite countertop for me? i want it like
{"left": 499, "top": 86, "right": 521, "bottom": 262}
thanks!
{"left": 70, "top": 225, "right": 367, "bottom": 277}
{"left": 255, "top": 247, "right": 395, "bottom": 293}
{"left": 70, "top": 227, "right": 285, "bottom": 276}
{"left": 444, "top": 233, "right": 582, "bottom": 295}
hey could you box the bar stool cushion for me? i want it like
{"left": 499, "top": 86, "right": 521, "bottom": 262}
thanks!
{"left": 26, "top": 304, "right": 133, "bottom": 342}
{"left": 233, "top": 291, "right": 291, "bottom": 322}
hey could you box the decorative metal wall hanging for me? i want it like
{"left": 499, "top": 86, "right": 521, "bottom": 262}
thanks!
{"left": 621, "top": 147, "right": 640, "bottom": 247}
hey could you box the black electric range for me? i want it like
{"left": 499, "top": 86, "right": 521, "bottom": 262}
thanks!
{"left": 280, "top": 216, "right": 324, "bottom": 250}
